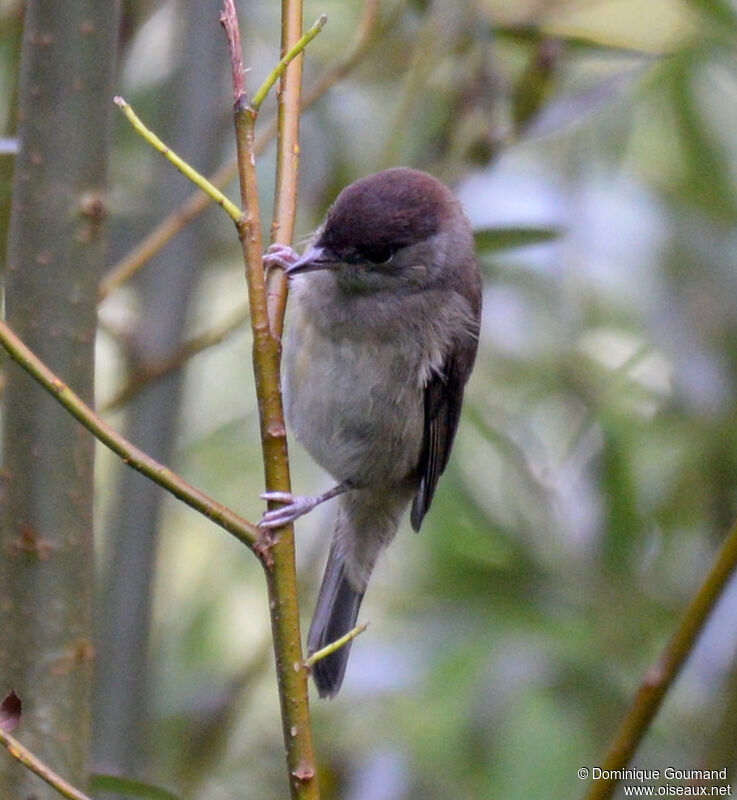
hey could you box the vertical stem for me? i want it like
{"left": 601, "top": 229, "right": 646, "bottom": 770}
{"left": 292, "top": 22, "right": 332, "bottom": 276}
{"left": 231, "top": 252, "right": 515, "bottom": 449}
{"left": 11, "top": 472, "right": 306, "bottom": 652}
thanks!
{"left": 220, "top": 3, "right": 318, "bottom": 798}
{"left": 267, "top": 0, "right": 305, "bottom": 338}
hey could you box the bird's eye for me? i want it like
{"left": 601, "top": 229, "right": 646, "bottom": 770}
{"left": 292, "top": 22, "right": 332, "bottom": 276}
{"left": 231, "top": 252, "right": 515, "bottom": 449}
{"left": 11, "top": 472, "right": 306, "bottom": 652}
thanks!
{"left": 363, "top": 246, "right": 394, "bottom": 265}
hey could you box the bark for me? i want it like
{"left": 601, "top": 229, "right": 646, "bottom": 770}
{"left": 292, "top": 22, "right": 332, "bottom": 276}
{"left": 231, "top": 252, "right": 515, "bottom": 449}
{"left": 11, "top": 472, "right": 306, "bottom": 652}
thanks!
{"left": 0, "top": 1, "right": 121, "bottom": 797}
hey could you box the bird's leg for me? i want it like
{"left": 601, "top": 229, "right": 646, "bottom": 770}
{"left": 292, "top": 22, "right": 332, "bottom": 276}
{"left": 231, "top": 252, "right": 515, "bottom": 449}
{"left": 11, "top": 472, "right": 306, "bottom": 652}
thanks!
{"left": 259, "top": 480, "right": 353, "bottom": 529}
{"left": 263, "top": 242, "right": 300, "bottom": 271}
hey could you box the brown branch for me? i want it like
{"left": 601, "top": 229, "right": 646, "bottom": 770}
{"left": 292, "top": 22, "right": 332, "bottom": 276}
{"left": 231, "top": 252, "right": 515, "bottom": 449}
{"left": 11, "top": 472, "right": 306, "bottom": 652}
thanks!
{"left": 583, "top": 514, "right": 737, "bottom": 800}
{"left": 220, "top": 3, "right": 318, "bottom": 799}
{"left": 0, "top": 318, "right": 259, "bottom": 550}
{"left": 0, "top": 727, "right": 92, "bottom": 800}
{"left": 266, "top": 0, "right": 307, "bottom": 337}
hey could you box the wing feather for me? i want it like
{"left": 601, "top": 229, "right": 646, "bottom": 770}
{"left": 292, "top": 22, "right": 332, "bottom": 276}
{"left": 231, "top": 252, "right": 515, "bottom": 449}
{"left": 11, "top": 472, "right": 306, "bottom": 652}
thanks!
{"left": 410, "top": 332, "right": 478, "bottom": 531}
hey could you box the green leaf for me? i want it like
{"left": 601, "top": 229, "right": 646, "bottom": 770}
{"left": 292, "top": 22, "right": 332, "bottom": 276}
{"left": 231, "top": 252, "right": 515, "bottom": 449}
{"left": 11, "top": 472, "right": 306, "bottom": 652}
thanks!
{"left": 511, "top": 39, "right": 563, "bottom": 133}
{"left": 680, "top": 0, "right": 737, "bottom": 36}
{"left": 493, "top": 24, "right": 664, "bottom": 58}
{"left": 89, "top": 774, "right": 181, "bottom": 800}
{"left": 474, "top": 226, "right": 563, "bottom": 253}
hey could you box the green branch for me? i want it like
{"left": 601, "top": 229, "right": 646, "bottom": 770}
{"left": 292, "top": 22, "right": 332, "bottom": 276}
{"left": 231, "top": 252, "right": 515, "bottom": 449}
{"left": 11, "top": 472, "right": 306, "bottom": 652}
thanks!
{"left": 252, "top": 14, "right": 327, "bottom": 110}
{"left": 114, "top": 96, "right": 243, "bottom": 223}
{"left": 583, "top": 514, "right": 737, "bottom": 800}
{"left": 0, "top": 318, "right": 259, "bottom": 549}
{"left": 305, "top": 622, "right": 369, "bottom": 668}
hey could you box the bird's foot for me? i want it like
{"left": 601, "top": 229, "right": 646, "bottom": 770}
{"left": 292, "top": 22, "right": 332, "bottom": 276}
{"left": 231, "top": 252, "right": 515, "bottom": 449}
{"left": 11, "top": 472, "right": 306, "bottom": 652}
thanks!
{"left": 263, "top": 243, "right": 299, "bottom": 271}
{"left": 259, "top": 491, "right": 323, "bottom": 529}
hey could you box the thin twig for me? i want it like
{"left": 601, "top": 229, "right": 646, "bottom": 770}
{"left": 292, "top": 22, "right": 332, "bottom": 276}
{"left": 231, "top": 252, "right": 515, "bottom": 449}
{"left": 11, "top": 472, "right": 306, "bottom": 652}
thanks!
{"left": 98, "top": 157, "right": 240, "bottom": 300}
{"left": 304, "top": 622, "right": 369, "bottom": 668}
{"left": 583, "top": 515, "right": 737, "bottom": 800}
{"left": 100, "top": 303, "right": 250, "bottom": 412}
{"left": 114, "top": 96, "right": 242, "bottom": 223}
{"left": 0, "top": 318, "right": 259, "bottom": 549}
{"left": 99, "top": 0, "right": 382, "bottom": 303}
{"left": 0, "top": 728, "right": 93, "bottom": 800}
{"left": 252, "top": 14, "right": 327, "bottom": 110}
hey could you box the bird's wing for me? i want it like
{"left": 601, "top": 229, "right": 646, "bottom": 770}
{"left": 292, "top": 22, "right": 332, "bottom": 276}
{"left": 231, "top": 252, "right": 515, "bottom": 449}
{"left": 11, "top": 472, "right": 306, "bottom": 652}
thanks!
{"left": 410, "top": 331, "right": 478, "bottom": 532}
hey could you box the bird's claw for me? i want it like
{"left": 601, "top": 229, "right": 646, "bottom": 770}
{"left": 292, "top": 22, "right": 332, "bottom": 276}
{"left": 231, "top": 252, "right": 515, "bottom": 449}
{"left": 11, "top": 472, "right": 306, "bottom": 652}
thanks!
{"left": 263, "top": 243, "right": 299, "bottom": 271}
{"left": 259, "top": 490, "right": 320, "bottom": 529}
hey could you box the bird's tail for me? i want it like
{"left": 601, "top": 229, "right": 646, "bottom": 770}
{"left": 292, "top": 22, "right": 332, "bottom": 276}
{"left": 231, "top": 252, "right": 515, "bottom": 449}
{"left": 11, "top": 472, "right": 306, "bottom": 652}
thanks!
{"left": 307, "top": 539, "right": 364, "bottom": 697}
{"left": 307, "top": 490, "right": 408, "bottom": 697}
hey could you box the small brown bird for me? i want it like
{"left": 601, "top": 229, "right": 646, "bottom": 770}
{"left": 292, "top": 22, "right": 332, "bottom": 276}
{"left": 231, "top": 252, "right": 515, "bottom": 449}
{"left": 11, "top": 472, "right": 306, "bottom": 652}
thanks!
{"left": 261, "top": 167, "right": 482, "bottom": 696}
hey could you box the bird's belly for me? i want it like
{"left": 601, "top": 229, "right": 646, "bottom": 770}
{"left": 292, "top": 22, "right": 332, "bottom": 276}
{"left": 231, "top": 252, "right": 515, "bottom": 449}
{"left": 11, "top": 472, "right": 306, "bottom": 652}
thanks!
{"left": 284, "top": 322, "right": 425, "bottom": 487}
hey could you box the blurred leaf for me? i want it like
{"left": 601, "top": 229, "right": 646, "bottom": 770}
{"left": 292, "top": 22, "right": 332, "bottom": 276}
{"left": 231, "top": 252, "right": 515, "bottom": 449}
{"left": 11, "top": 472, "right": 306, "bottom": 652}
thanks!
{"left": 474, "top": 226, "right": 563, "bottom": 253}
{"left": 493, "top": 24, "right": 666, "bottom": 57}
{"left": 512, "top": 39, "right": 564, "bottom": 133}
{"left": 664, "top": 48, "right": 737, "bottom": 220}
{"left": 465, "top": 405, "right": 553, "bottom": 516}
{"left": 89, "top": 774, "right": 181, "bottom": 800}
{"left": 0, "top": 690, "right": 21, "bottom": 731}
{"left": 523, "top": 64, "right": 650, "bottom": 139}
{"left": 401, "top": 640, "right": 494, "bottom": 796}
{"left": 681, "top": 0, "right": 737, "bottom": 36}
{"left": 599, "top": 421, "right": 642, "bottom": 573}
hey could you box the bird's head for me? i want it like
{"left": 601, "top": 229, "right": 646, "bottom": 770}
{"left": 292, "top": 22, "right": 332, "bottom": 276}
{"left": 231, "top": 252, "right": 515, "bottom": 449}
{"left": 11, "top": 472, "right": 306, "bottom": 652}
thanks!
{"left": 287, "top": 167, "right": 473, "bottom": 293}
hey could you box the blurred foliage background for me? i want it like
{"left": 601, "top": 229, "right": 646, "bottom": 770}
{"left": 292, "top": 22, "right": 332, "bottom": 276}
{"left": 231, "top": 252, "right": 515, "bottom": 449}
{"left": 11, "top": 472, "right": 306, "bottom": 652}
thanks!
{"left": 3, "top": 0, "right": 737, "bottom": 798}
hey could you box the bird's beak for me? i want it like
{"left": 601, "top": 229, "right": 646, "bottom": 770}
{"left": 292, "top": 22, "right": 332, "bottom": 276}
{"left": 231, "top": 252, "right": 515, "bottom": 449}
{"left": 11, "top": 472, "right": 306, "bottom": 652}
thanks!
{"left": 285, "top": 245, "right": 340, "bottom": 275}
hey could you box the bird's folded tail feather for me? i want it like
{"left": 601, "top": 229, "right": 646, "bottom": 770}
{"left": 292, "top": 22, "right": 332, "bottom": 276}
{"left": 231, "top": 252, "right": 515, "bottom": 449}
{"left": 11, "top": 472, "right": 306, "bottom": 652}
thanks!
{"left": 307, "top": 540, "right": 364, "bottom": 698}
{"left": 307, "top": 489, "right": 409, "bottom": 697}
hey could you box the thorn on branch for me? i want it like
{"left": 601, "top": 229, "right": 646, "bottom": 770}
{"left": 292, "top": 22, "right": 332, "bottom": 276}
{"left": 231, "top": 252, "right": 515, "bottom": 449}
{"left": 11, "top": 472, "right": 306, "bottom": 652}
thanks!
{"left": 292, "top": 763, "right": 316, "bottom": 783}
{"left": 254, "top": 529, "right": 277, "bottom": 570}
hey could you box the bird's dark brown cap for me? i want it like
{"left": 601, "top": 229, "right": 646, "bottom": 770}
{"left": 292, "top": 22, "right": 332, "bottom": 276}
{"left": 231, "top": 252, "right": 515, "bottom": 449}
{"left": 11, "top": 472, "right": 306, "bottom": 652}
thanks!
{"left": 317, "top": 167, "right": 457, "bottom": 260}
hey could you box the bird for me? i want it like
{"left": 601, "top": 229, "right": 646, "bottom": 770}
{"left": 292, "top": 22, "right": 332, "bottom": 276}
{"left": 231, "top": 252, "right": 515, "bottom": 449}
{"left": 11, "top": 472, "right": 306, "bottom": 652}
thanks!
{"left": 260, "top": 167, "right": 482, "bottom": 697}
